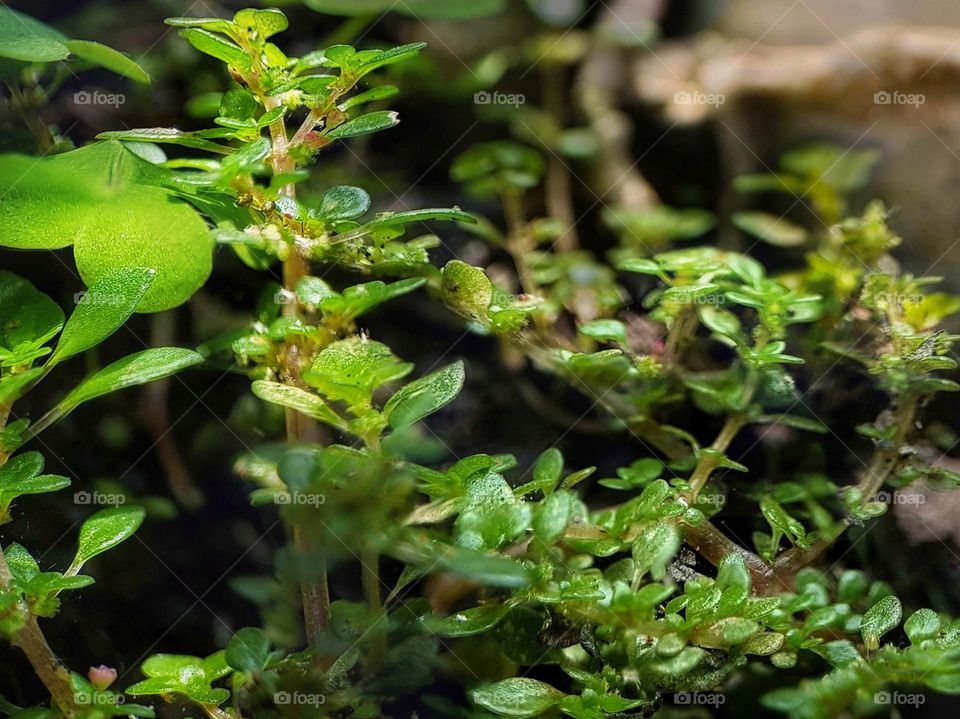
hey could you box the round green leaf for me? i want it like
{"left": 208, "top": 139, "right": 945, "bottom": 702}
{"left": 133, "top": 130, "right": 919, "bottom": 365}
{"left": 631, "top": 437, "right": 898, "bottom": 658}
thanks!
{"left": 225, "top": 628, "right": 271, "bottom": 672}
{"left": 0, "top": 154, "right": 107, "bottom": 250}
{"left": 73, "top": 186, "right": 213, "bottom": 312}
{"left": 0, "top": 7, "right": 69, "bottom": 62}
{"left": 319, "top": 185, "right": 371, "bottom": 221}
{"left": 904, "top": 608, "right": 941, "bottom": 644}
{"left": 578, "top": 319, "right": 627, "bottom": 344}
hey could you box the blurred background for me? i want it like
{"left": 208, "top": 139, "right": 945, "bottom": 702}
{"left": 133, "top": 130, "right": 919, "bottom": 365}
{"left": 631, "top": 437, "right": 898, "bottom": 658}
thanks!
{"left": 4, "top": 1, "right": 960, "bottom": 716}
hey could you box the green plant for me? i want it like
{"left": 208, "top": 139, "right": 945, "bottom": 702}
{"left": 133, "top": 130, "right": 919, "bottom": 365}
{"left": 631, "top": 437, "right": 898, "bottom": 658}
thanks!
{"left": 2, "top": 4, "right": 960, "bottom": 719}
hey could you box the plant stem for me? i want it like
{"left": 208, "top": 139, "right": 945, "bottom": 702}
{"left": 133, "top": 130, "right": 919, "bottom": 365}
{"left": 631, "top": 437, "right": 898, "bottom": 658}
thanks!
{"left": 0, "top": 403, "right": 11, "bottom": 465}
{"left": 686, "top": 412, "right": 747, "bottom": 501}
{"left": 201, "top": 703, "right": 236, "bottom": 719}
{"left": 0, "top": 551, "right": 77, "bottom": 716}
{"left": 541, "top": 64, "right": 579, "bottom": 253}
{"left": 686, "top": 370, "right": 760, "bottom": 501}
{"left": 361, "top": 545, "right": 386, "bottom": 674}
{"left": 263, "top": 92, "right": 330, "bottom": 645}
{"left": 502, "top": 192, "right": 539, "bottom": 298}
{"left": 662, "top": 309, "right": 697, "bottom": 367}
{"left": 858, "top": 395, "right": 918, "bottom": 504}
{"left": 3, "top": 81, "right": 54, "bottom": 154}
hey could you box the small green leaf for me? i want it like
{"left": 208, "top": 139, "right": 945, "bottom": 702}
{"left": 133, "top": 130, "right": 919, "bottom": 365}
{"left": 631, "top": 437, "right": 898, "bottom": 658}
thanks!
{"left": 339, "top": 84, "right": 400, "bottom": 111}
{"left": 326, "top": 111, "right": 400, "bottom": 139}
{"left": 527, "top": 447, "right": 563, "bottom": 494}
{"left": 616, "top": 257, "right": 662, "bottom": 276}
{"left": 0, "top": 143, "right": 214, "bottom": 311}
{"left": 743, "top": 632, "right": 785, "bottom": 656}
{"left": 817, "top": 639, "right": 862, "bottom": 667}
{"left": 251, "top": 381, "right": 348, "bottom": 432}
{"left": 725, "top": 253, "right": 765, "bottom": 288}
{"left": 904, "top": 608, "right": 940, "bottom": 645}
{"left": 471, "top": 678, "right": 566, "bottom": 716}
{"left": 49, "top": 268, "right": 155, "bottom": 367}
{"left": 72, "top": 505, "right": 145, "bottom": 570}
{"left": 732, "top": 211, "right": 807, "bottom": 247}
{"left": 225, "top": 627, "right": 271, "bottom": 672}
{"left": 41, "top": 349, "right": 203, "bottom": 432}
{"left": 716, "top": 553, "right": 751, "bottom": 593}
{"left": 232, "top": 8, "right": 288, "bottom": 39}
{"left": 0, "top": 271, "right": 64, "bottom": 354}
{"left": 631, "top": 521, "right": 680, "bottom": 581}
{"left": 860, "top": 595, "right": 902, "bottom": 650}
{"left": 0, "top": 452, "right": 69, "bottom": 518}
{"left": 385, "top": 361, "right": 466, "bottom": 429}
{"left": 66, "top": 40, "right": 151, "bottom": 84}
{"left": 531, "top": 490, "right": 573, "bottom": 543}
{"left": 304, "top": 337, "right": 412, "bottom": 407}
{"left": 128, "top": 652, "right": 230, "bottom": 704}
{"left": 435, "top": 603, "right": 511, "bottom": 638}
{"left": 319, "top": 185, "right": 371, "bottom": 221}
{"left": 758, "top": 414, "right": 828, "bottom": 434}
{"left": 699, "top": 305, "right": 741, "bottom": 340}
{"left": 164, "top": 17, "right": 236, "bottom": 33}
{"left": 578, "top": 319, "right": 627, "bottom": 344}
{"left": 441, "top": 260, "right": 493, "bottom": 322}
{"left": 179, "top": 28, "right": 250, "bottom": 70}
{"left": 97, "top": 128, "right": 233, "bottom": 154}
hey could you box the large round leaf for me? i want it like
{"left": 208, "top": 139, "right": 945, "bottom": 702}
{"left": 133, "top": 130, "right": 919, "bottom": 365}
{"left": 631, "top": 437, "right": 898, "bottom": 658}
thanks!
{"left": 73, "top": 186, "right": 213, "bottom": 312}
{"left": 0, "top": 7, "right": 69, "bottom": 62}
{"left": 0, "top": 142, "right": 212, "bottom": 312}
{"left": 0, "top": 154, "right": 107, "bottom": 249}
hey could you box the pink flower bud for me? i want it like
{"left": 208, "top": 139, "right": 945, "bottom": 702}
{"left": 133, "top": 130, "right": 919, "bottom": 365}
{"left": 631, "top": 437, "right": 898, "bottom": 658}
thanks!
{"left": 87, "top": 665, "right": 117, "bottom": 691}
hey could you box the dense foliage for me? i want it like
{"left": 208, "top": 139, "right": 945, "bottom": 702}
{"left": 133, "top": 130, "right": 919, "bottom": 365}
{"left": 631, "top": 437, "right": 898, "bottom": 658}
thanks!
{"left": 1, "top": 3, "right": 959, "bottom": 718}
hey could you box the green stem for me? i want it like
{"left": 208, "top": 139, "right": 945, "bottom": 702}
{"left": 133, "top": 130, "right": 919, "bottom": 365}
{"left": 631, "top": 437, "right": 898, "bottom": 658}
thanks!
{"left": 361, "top": 545, "right": 386, "bottom": 674}
{"left": 261, "top": 87, "right": 331, "bottom": 646}
{"left": 502, "top": 192, "right": 539, "bottom": 298}
{"left": 0, "top": 551, "right": 78, "bottom": 716}
{"left": 858, "top": 395, "right": 918, "bottom": 504}
{"left": 3, "top": 81, "right": 54, "bottom": 153}
{"left": 686, "top": 412, "right": 747, "bottom": 501}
